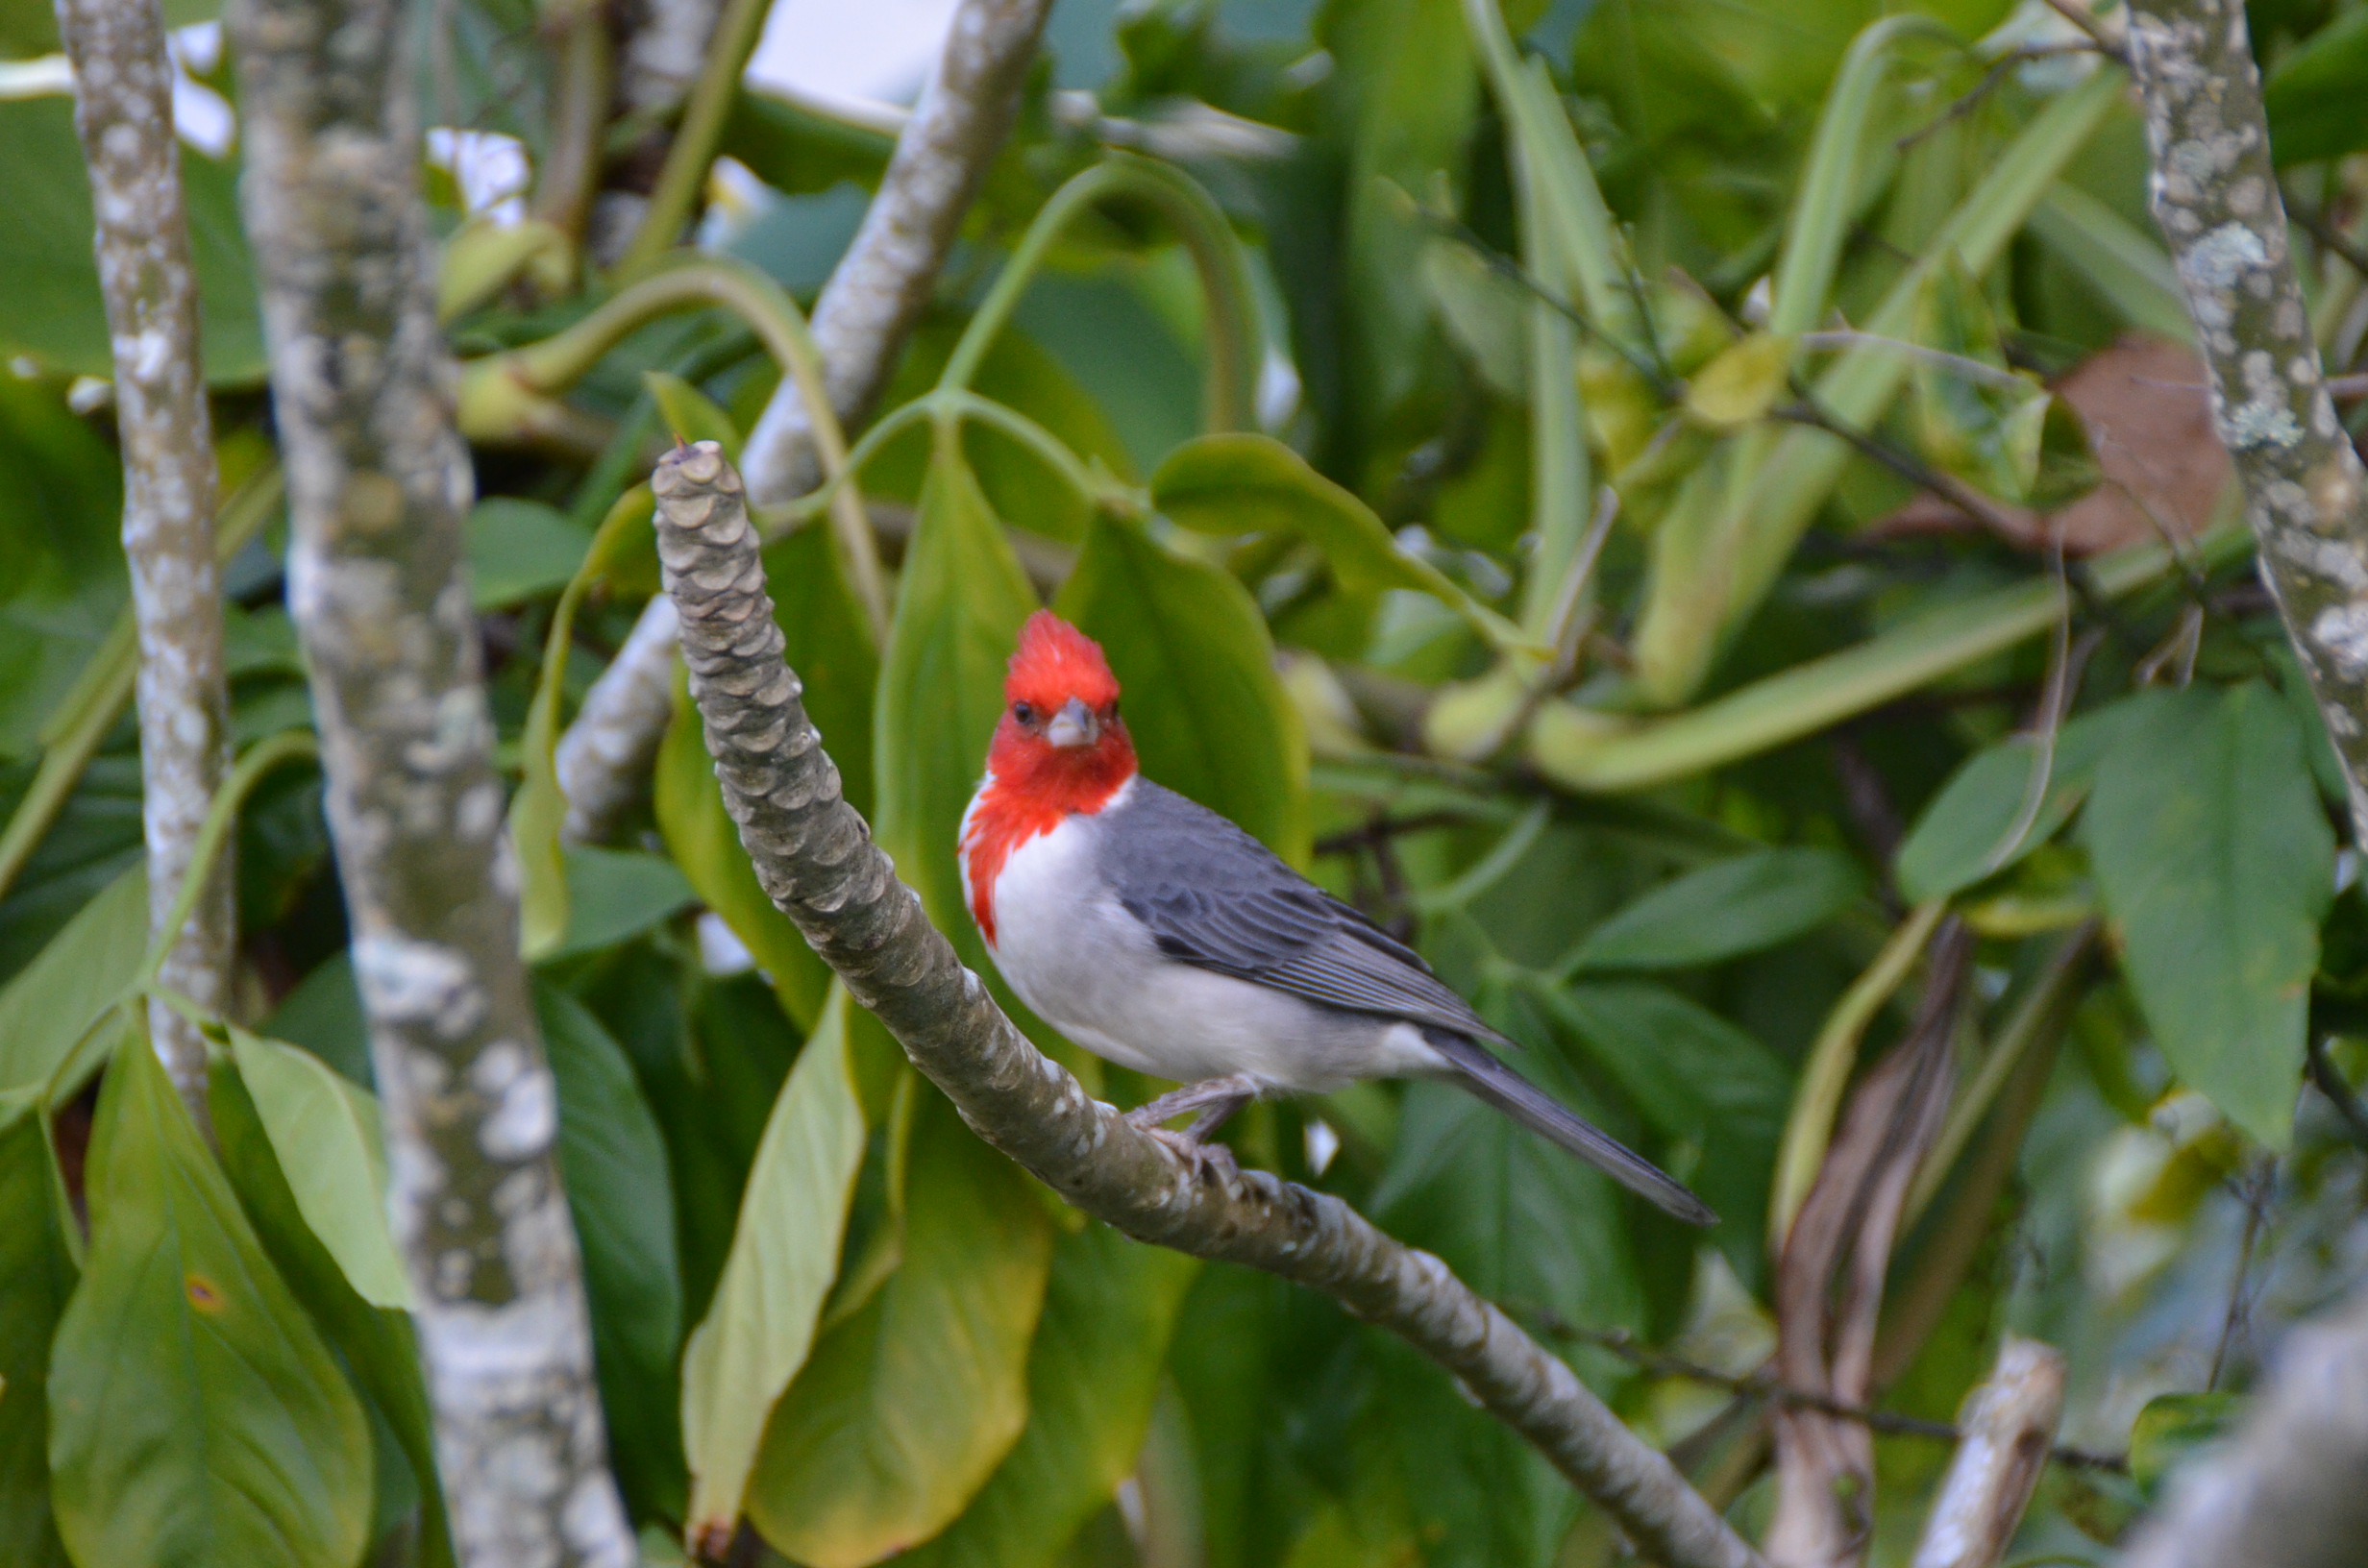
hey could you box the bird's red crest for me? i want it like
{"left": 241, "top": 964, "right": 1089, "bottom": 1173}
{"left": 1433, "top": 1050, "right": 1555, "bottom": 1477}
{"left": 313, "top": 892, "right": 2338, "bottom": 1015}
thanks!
{"left": 961, "top": 612, "right": 1137, "bottom": 946}
{"left": 1005, "top": 610, "right": 1120, "bottom": 714}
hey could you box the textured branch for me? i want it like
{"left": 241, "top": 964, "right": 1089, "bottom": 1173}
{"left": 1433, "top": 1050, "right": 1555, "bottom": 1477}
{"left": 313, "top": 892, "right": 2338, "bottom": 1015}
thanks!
{"left": 227, "top": 0, "right": 633, "bottom": 1559}
{"left": 55, "top": 0, "right": 233, "bottom": 1130}
{"left": 2120, "top": 1286, "right": 2368, "bottom": 1568}
{"left": 1909, "top": 1337, "right": 2065, "bottom": 1568}
{"left": 557, "top": 0, "right": 1055, "bottom": 842}
{"left": 2126, "top": 0, "right": 2368, "bottom": 845}
{"left": 652, "top": 442, "right": 1765, "bottom": 1568}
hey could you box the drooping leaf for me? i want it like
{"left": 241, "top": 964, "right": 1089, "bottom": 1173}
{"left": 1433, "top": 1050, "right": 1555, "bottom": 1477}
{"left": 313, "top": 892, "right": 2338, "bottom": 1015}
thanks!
{"left": 873, "top": 434, "right": 1040, "bottom": 961}
{"left": 1056, "top": 512, "right": 1311, "bottom": 864}
{"left": 0, "top": 864, "right": 144, "bottom": 1094}
{"left": 900, "top": 1224, "right": 1198, "bottom": 1568}
{"left": 464, "top": 498, "right": 592, "bottom": 609}
{"left": 546, "top": 844, "right": 697, "bottom": 960}
{"left": 1152, "top": 434, "right": 1517, "bottom": 649}
{"left": 681, "top": 983, "right": 868, "bottom": 1548}
{"left": 2263, "top": 5, "right": 2368, "bottom": 166}
{"left": 48, "top": 1030, "right": 372, "bottom": 1568}
{"left": 0, "top": 97, "right": 263, "bottom": 383}
{"left": 537, "top": 982, "right": 686, "bottom": 1520}
{"left": 260, "top": 950, "right": 374, "bottom": 1089}
{"left": 0, "top": 1090, "right": 76, "bottom": 1568}
{"left": 1531, "top": 980, "right": 1792, "bottom": 1282}
{"left": 2083, "top": 684, "right": 2334, "bottom": 1147}
{"left": 1896, "top": 702, "right": 2134, "bottom": 904}
{"left": 210, "top": 1062, "right": 455, "bottom": 1568}
{"left": 747, "top": 1084, "right": 1054, "bottom": 1568}
{"left": 2128, "top": 1390, "right": 2238, "bottom": 1501}
{"left": 1562, "top": 846, "right": 1863, "bottom": 974}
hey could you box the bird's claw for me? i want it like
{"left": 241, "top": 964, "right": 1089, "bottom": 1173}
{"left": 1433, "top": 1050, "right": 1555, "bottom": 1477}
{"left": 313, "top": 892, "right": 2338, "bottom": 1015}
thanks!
{"left": 1149, "top": 1126, "right": 1240, "bottom": 1185}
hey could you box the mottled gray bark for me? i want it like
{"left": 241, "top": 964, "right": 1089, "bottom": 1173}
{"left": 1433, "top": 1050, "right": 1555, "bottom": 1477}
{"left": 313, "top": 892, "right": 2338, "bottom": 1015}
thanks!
{"left": 2120, "top": 1286, "right": 2368, "bottom": 1568}
{"left": 226, "top": 0, "right": 632, "bottom": 1560}
{"left": 558, "top": 0, "right": 1054, "bottom": 842}
{"left": 2127, "top": 0, "right": 2368, "bottom": 844}
{"left": 1909, "top": 1338, "right": 2064, "bottom": 1568}
{"left": 54, "top": 0, "right": 233, "bottom": 1130}
{"left": 616, "top": 0, "right": 718, "bottom": 113}
{"left": 652, "top": 442, "right": 1765, "bottom": 1568}
{"left": 555, "top": 594, "right": 680, "bottom": 841}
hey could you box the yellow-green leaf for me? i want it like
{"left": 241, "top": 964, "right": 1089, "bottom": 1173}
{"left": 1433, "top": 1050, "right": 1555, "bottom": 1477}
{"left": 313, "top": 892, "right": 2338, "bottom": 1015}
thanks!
{"left": 646, "top": 372, "right": 744, "bottom": 459}
{"left": 746, "top": 1085, "right": 1053, "bottom": 1568}
{"left": 1911, "top": 256, "right": 2048, "bottom": 503}
{"left": 1683, "top": 332, "right": 1793, "bottom": 429}
{"left": 0, "top": 866, "right": 145, "bottom": 1095}
{"left": 682, "top": 984, "right": 868, "bottom": 1546}
{"left": 49, "top": 1030, "right": 372, "bottom": 1568}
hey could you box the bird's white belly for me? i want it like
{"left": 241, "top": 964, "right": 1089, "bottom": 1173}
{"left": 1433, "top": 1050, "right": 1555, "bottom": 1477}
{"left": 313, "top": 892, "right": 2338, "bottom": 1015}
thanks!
{"left": 984, "top": 815, "right": 1437, "bottom": 1093}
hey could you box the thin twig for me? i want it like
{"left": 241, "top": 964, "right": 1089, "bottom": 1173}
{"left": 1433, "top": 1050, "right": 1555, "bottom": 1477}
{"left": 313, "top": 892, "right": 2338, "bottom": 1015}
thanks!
{"left": 2306, "top": 1037, "right": 2368, "bottom": 1149}
{"left": 2286, "top": 202, "right": 2368, "bottom": 284}
{"left": 2039, "top": 0, "right": 2128, "bottom": 61}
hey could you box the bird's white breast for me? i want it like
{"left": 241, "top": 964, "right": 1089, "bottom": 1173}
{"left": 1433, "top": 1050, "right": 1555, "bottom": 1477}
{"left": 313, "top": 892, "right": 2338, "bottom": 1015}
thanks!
{"left": 982, "top": 788, "right": 1438, "bottom": 1092}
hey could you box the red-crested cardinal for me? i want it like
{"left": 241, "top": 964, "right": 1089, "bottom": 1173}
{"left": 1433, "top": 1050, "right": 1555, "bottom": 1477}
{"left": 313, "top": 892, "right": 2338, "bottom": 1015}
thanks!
{"left": 958, "top": 611, "right": 1714, "bottom": 1225}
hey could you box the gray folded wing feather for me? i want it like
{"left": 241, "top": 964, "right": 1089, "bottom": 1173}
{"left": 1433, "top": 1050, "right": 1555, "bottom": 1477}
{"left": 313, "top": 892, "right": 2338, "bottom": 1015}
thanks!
{"left": 1098, "top": 780, "right": 1515, "bottom": 1047}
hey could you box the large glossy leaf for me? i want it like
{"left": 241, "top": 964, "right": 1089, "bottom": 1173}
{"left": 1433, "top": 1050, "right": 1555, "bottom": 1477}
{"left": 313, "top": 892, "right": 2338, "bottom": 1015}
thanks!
{"left": 546, "top": 844, "right": 697, "bottom": 960}
{"left": 1561, "top": 846, "right": 1862, "bottom": 974}
{"left": 464, "top": 498, "right": 591, "bottom": 609}
{"left": 225, "top": 1026, "right": 408, "bottom": 1309}
{"left": 0, "top": 864, "right": 144, "bottom": 1093}
{"left": 0, "top": 97, "right": 263, "bottom": 383}
{"left": 681, "top": 983, "right": 868, "bottom": 1547}
{"left": 48, "top": 1031, "right": 372, "bottom": 1568}
{"left": 0, "top": 1090, "right": 75, "bottom": 1568}
{"left": 873, "top": 436, "right": 1040, "bottom": 960}
{"left": 901, "top": 1224, "right": 1198, "bottom": 1568}
{"left": 2263, "top": 5, "right": 2368, "bottom": 165}
{"left": 1056, "top": 512, "right": 1311, "bottom": 864}
{"left": 210, "top": 1062, "right": 455, "bottom": 1568}
{"left": 2083, "top": 684, "right": 2333, "bottom": 1147}
{"left": 761, "top": 519, "right": 882, "bottom": 819}
{"left": 0, "top": 376, "right": 126, "bottom": 761}
{"left": 1532, "top": 980, "right": 1792, "bottom": 1283}
{"left": 1153, "top": 434, "right": 1511, "bottom": 647}
{"left": 1895, "top": 702, "right": 2134, "bottom": 904}
{"left": 747, "top": 1085, "right": 1054, "bottom": 1568}
{"left": 536, "top": 982, "right": 686, "bottom": 1518}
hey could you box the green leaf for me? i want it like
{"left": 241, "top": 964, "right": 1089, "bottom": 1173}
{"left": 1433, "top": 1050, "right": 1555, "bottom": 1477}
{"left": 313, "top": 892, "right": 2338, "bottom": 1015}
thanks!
{"left": 0, "top": 375, "right": 126, "bottom": 760}
{"left": 1684, "top": 332, "right": 1795, "bottom": 429}
{"left": 656, "top": 671, "right": 833, "bottom": 1029}
{"left": 2083, "top": 684, "right": 2334, "bottom": 1147}
{"left": 874, "top": 435, "right": 1040, "bottom": 957}
{"left": 260, "top": 950, "right": 373, "bottom": 1089}
{"left": 547, "top": 844, "right": 697, "bottom": 960}
{"left": 1056, "top": 512, "right": 1311, "bottom": 864}
{"left": 464, "top": 498, "right": 592, "bottom": 609}
{"left": 2128, "top": 1391, "right": 2238, "bottom": 1501}
{"left": 1562, "top": 846, "right": 1863, "bottom": 973}
{"left": 210, "top": 1062, "right": 455, "bottom": 1568}
{"left": 762, "top": 519, "right": 880, "bottom": 818}
{"left": 48, "top": 1030, "right": 372, "bottom": 1568}
{"left": 2027, "top": 184, "right": 2192, "bottom": 344}
{"left": 681, "top": 983, "right": 869, "bottom": 1546}
{"left": 747, "top": 1084, "right": 1054, "bottom": 1568}
{"left": 0, "top": 97, "right": 263, "bottom": 383}
{"left": 1911, "top": 256, "right": 2049, "bottom": 503}
{"left": 1152, "top": 434, "right": 1522, "bottom": 650}
{"left": 224, "top": 1027, "right": 408, "bottom": 1309}
{"left": 2264, "top": 6, "right": 2368, "bottom": 166}
{"left": 537, "top": 982, "right": 686, "bottom": 1520}
{"left": 0, "top": 864, "right": 144, "bottom": 1094}
{"left": 900, "top": 1224, "right": 1198, "bottom": 1568}
{"left": 0, "top": 1090, "right": 76, "bottom": 1568}
{"left": 646, "top": 371, "right": 744, "bottom": 459}
{"left": 1531, "top": 981, "right": 1792, "bottom": 1284}
{"left": 1896, "top": 702, "right": 2134, "bottom": 904}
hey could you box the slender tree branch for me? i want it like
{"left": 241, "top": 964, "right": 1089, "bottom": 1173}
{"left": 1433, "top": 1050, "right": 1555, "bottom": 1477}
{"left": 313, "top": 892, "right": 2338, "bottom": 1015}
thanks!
{"left": 1909, "top": 1338, "right": 2066, "bottom": 1568}
{"left": 528, "top": 0, "right": 613, "bottom": 249}
{"left": 653, "top": 442, "right": 1767, "bottom": 1568}
{"left": 226, "top": 0, "right": 634, "bottom": 1557}
{"left": 54, "top": 0, "right": 234, "bottom": 1132}
{"left": 2125, "top": 0, "right": 2368, "bottom": 848}
{"left": 557, "top": 0, "right": 1056, "bottom": 843}
{"left": 613, "top": 0, "right": 771, "bottom": 280}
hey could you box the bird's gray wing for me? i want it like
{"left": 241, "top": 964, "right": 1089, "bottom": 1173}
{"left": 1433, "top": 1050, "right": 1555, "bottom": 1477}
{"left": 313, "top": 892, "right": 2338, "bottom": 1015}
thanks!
{"left": 1098, "top": 780, "right": 1513, "bottom": 1047}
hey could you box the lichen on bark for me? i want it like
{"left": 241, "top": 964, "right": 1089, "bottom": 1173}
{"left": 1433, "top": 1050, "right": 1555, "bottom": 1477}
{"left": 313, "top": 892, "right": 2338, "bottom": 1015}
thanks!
{"left": 226, "top": 0, "right": 632, "bottom": 1557}
{"left": 2126, "top": 0, "right": 2368, "bottom": 842}
{"left": 52, "top": 0, "right": 234, "bottom": 1128}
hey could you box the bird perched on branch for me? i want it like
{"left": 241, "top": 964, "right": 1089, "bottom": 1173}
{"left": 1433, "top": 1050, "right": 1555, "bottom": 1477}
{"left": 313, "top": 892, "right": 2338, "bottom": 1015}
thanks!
{"left": 957, "top": 610, "right": 1714, "bottom": 1226}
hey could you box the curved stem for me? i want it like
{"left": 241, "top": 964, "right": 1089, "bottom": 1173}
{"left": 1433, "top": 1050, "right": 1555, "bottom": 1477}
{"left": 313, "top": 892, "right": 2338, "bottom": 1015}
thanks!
{"left": 938, "top": 155, "right": 1260, "bottom": 433}
{"left": 134, "top": 729, "right": 321, "bottom": 992}
{"left": 527, "top": 0, "right": 613, "bottom": 247}
{"left": 613, "top": 0, "right": 773, "bottom": 280}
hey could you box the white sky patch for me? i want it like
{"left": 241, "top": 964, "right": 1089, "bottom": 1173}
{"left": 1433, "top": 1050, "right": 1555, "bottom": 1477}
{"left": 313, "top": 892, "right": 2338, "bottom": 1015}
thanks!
{"left": 745, "top": 0, "right": 958, "bottom": 117}
{"left": 427, "top": 128, "right": 531, "bottom": 225}
{"left": 696, "top": 911, "right": 758, "bottom": 977}
{"left": 1303, "top": 1116, "right": 1340, "bottom": 1177}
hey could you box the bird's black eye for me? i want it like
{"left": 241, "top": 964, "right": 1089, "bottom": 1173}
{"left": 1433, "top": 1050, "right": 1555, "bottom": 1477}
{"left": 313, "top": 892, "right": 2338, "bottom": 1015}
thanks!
{"left": 1012, "top": 701, "right": 1035, "bottom": 725}
{"left": 1103, "top": 700, "right": 1120, "bottom": 722}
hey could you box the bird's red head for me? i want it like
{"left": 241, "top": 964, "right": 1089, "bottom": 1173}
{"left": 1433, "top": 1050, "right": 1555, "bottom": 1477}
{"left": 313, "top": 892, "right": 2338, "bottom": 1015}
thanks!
{"left": 985, "top": 611, "right": 1136, "bottom": 809}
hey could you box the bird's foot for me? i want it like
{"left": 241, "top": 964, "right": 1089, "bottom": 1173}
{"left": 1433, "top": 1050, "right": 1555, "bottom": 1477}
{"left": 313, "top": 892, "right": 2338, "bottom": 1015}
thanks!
{"left": 1150, "top": 1126, "right": 1242, "bottom": 1185}
{"left": 1124, "top": 1072, "right": 1261, "bottom": 1137}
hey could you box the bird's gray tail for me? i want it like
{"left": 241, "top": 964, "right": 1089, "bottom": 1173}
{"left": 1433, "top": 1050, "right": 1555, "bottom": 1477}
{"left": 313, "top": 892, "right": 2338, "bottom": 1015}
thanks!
{"left": 1427, "top": 1032, "right": 1717, "bottom": 1227}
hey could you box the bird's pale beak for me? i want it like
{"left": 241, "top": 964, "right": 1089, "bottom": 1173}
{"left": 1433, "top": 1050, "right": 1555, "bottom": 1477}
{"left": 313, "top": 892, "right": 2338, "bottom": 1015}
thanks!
{"left": 1046, "top": 696, "right": 1098, "bottom": 748}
